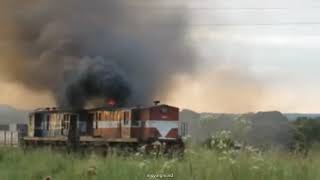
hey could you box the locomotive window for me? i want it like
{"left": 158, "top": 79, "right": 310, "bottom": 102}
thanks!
{"left": 109, "top": 112, "right": 113, "bottom": 121}
{"left": 62, "top": 119, "right": 66, "bottom": 129}
{"left": 132, "top": 120, "right": 140, "bottom": 126}
{"left": 101, "top": 112, "right": 104, "bottom": 120}
{"left": 115, "top": 112, "right": 119, "bottom": 121}
{"left": 29, "top": 115, "right": 33, "bottom": 128}
{"left": 103, "top": 112, "right": 107, "bottom": 120}
{"left": 98, "top": 113, "right": 101, "bottom": 121}
{"left": 161, "top": 107, "right": 168, "bottom": 113}
{"left": 118, "top": 112, "right": 121, "bottom": 120}
{"left": 62, "top": 114, "right": 70, "bottom": 130}
{"left": 106, "top": 112, "right": 110, "bottom": 120}
{"left": 132, "top": 110, "right": 139, "bottom": 121}
{"left": 114, "top": 111, "right": 117, "bottom": 121}
{"left": 88, "top": 113, "right": 94, "bottom": 121}
{"left": 124, "top": 112, "right": 129, "bottom": 120}
{"left": 46, "top": 115, "right": 50, "bottom": 130}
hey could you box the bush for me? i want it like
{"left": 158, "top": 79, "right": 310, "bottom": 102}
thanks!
{"left": 205, "top": 131, "right": 241, "bottom": 152}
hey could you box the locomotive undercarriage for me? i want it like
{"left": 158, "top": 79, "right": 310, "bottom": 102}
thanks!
{"left": 23, "top": 137, "right": 184, "bottom": 157}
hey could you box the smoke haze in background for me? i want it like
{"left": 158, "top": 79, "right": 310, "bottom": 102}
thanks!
{"left": 0, "top": 0, "right": 196, "bottom": 109}
{"left": 169, "top": 64, "right": 264, "bottom": 113}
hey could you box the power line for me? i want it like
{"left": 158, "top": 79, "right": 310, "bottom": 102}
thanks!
{"left": 131, "top": 7, "right": 320, "bottom": 11}
{"left": 128, "top": 6, "right": 320, "bottom": 27}
{"left": 189, "top": 23, "right": 320, "bottom": 26}
{"left": 142, "top": 22, "right": 320, "bottom": 26}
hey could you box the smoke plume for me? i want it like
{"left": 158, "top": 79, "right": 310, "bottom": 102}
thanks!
{"left": 0, "top": 0, "right": 196, "bottom": 109}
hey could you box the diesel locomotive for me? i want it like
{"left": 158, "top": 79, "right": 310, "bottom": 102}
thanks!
{"left": 23, "top": 102, "right": 183, "bottom": 153}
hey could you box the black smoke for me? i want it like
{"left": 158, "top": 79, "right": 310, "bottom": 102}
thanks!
{"left": 0, "top": 0, "right": 196, "bottom": 109}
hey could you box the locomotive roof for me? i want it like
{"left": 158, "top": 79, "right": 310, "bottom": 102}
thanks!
{"left": 30, "top": 104, "right": 178, "bottom": 114}
{"left": 87, "top": 104, "right": 178, "bottom": 112}
{"left": 30, "top": 108, "right": 81, "bottom": 114}
{"left": 87, "top": 107, "right": 134, "bottom": 111}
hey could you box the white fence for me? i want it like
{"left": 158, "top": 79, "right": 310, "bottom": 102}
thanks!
{"left": 0, "top": 131, "right": 19, "bottom": 146}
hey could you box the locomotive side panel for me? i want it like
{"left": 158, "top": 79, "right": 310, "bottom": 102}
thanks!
{"left": 91, "top": 110, "right": 122, "bottom": 139}
{"left": 130, "top": 108, "right": 148, "bottom": 140}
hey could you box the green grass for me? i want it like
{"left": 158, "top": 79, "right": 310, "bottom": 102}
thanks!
{"left": 0, "top": 147, "right": 319, "bottom": 180}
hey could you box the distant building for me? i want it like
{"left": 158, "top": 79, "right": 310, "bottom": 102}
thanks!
{"left": 0, "top": 123, "right": 28, "bottom": 146}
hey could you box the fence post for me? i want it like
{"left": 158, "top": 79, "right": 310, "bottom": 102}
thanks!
{"left": 4, "top": 131, "right": 6, "bottom": 146}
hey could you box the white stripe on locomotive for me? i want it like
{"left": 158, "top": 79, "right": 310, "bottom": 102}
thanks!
{"left": 145, "top": 120, "right": 178, "bottom": 137}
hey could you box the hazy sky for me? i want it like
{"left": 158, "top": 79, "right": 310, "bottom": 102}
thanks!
{"left": 170, "top": 0, "right": 320, "bottom": 113}
{"left": 0, "top": 0, "right": 319, "bottom": 113}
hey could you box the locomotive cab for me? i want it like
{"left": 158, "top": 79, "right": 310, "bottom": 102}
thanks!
{"left": 27, "top": 109, "right": 79, "bottom": 138}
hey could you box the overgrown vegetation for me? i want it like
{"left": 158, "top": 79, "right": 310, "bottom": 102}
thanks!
{"left": 1, "top": 117, "right": 320, "bottom": 180}
{"left": 0, "top": 145, "right": 320, "bottom": 180}
{"left": 291, "top": 117, "right": 320, "bottom": 152}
